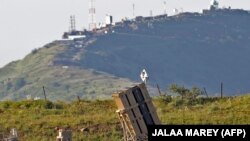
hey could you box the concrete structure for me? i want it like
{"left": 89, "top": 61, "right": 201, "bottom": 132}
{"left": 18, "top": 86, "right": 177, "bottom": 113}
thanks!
{"left": 56, "top": 129, "right": 72, "bottom": 141}
{"left": 62, "top": 31, "right": 86, "bottom": 40}
{"left": 0, "top": 129, "right": 18, "bottom": 141}
{"left": 113, "top": 83, "right": 160, "bottom": 141}
{"left": 61, "top": 16, "right": 87, "bottom": 40}
{"left": 105, "top": 14, "right": 113, "bottom": 25}
{"left": 67, "top": 35, "right": 86, "bottom": 40}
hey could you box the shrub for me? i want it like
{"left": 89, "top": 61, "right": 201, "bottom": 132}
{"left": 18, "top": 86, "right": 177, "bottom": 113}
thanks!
{"left": 169, "top": 84, "right": 202, "bottom": 106}
{"left": 1, "top": 101, "right": 11, "bottom": 109}
{"left": 31, "top": 48, "right": 38, "bottom": 54}
{"left": 159, "top": 95, "right": 172, "bottom": 104}
{"left": 32, "top": 100, "right": 54, "bottom": 109}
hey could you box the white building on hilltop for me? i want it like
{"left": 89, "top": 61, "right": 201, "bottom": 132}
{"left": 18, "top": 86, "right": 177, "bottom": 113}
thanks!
{"left": 105, "top": 14, "right": 113, "bottom": 25}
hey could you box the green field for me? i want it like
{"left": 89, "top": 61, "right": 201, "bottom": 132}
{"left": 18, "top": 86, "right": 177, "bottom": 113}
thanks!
{"left": 0, "top": 95, "right": 249, "bottom": 141}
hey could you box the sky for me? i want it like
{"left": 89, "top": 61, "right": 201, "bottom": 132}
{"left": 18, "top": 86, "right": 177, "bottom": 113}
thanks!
{"left": 0, "top": 0, "right": 250, "bottom": 68}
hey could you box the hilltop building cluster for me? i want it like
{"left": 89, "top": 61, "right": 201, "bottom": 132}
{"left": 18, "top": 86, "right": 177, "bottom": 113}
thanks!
{"left": 61, "top": 0, "right": 238, "bottom": 41}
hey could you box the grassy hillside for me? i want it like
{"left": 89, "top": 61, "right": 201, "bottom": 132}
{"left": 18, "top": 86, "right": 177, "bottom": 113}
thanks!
{"left": 0, "top": 44, "right": 135, "bottom": 101}
{"left": 0, "top": 95, "right": 249, "bottom": 140}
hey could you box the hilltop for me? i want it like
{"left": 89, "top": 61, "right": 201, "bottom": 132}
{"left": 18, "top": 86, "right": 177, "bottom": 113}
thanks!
{"left": 1, "top": 8, "right": 250, "bottom": 100}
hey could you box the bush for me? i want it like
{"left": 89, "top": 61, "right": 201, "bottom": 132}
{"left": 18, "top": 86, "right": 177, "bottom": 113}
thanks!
{"left": 31, "top": 100, "right": 54, "bottom": 109}
{"left": 159, "top": 95, "right": 172, "bottom": 104}
{"left": 31, "top": 48, "right": 38, "bottom": 54}
{"left": 172, "top": 98, "right": 185, "bottom": 107}
{"left": 169, "top": 84, "right": 187, "bottom": 98}
{"left": 168, "top": 84, "right": 202, "bottom": 106}
{"left": 0, "top": 100, "right": 57, "bottom": 109}
{"left": 0, "top": 101, "right": 11, "bottom": 109}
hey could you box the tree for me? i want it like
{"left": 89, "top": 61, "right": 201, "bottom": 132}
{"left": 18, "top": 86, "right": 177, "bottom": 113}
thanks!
{"left": 169, "top": 84, "right": 189, "bottom": 99}
{"left": 190, "top": 87, "right": 201, "bottom": 99}
{"left": 169, "top": 84, "right": 202, "bottom": 105}
{"left": 31, "top": 48, "right": 38, "bottom": 54}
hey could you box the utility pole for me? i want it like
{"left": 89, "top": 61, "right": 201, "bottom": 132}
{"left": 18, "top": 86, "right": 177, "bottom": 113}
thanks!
{"left": 220, "top": 82, "right": 223, "bottom": 98}
{"left": 77, "top": 96, "right": 81, "bottom": 103}
{"left": 203, "top": 88, "right": 209, "bottom": 98}
{"left": 157, "top": 84, "right": 162, "bottom": 96}
{"left": 43, "top": 86, "right": 47, "bottom": 101}
{"left": 164, "top": 1, "right": 167, "bottom": 15}
{"left": 89, "top": 0, "right": 96, "bottom": 31}
{"left": 133, "top": 3, "right": 135, "bottom": 18}
{"left": 150, "top": 10, "right": 153, "bottom": 17}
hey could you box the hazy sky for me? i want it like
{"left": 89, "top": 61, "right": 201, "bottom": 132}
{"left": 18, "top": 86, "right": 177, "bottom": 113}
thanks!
{"left": 0, "top": 0, "right": 249, "bottom": 67}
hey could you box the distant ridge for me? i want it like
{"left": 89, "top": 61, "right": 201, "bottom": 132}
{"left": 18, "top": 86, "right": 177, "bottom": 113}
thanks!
{"left": 1, "top": 8, "right": 250, "bottom": 100}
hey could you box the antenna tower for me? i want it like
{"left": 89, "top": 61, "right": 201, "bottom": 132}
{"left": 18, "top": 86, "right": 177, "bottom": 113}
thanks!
{"left": 150, "top": 10, "right": 153, "bottom": 17}
{"left": 89, "top": 0, "right": 96, "bottom": 31}
{"left": 164, "top": 1, "right": 167, "bottom": 15}
{"left": 70, "top": 15, "right": 76, "bottom": 32}
{"left": 132, "top": 3, "right": 135, "bottom": 18}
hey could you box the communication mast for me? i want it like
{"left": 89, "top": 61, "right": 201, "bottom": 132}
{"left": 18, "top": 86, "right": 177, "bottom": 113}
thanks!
{"left": 164, "top": 1, "right": 167, "bottom": 15}
{"left": 132, "top": 3, "right": 135, "bottom": 18}
{"left": 89, "top": 0, "right": 96, "bottom": 31}
{"left": 70, "top": 15, "right": 76, "bottom": 32}
{"left": 150, "top": 10, "right": 153, "bottom": 17}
